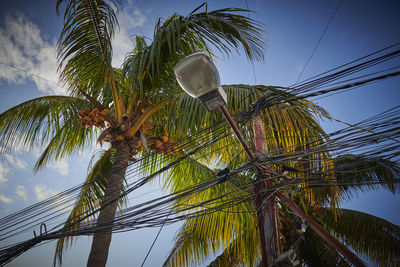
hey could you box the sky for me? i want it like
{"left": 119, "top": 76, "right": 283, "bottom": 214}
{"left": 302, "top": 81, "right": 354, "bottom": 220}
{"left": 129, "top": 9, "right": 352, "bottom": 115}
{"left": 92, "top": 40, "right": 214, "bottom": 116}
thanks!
{"left": 0, "top": 0, "right": 399, "bottom": 266}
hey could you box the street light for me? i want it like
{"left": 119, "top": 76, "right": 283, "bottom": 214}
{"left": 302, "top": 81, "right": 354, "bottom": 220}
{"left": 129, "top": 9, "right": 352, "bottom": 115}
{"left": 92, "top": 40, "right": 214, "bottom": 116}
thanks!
{"left": 174, "top": 52, "right": 227, "bottom": 111}
{"left": 174, "top": 53, "right": 253, "bottom": 159}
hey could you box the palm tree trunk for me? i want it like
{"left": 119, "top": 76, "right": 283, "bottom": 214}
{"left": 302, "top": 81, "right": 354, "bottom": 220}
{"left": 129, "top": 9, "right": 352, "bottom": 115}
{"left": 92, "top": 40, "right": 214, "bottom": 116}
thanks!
{"left": 87, "top": 142, "right": 130, "bottom": 267}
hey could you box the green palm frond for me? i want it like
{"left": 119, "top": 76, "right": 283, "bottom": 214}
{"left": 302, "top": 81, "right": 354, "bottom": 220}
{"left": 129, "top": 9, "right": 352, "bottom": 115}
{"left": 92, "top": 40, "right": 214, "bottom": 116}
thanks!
{"left": 164, "top": 200, "right": 259, "bottom": 267}
{"left": 156, "top": 84, "right": 333, "bottom": 166}
{"left": 206, "top": 244, "right": 246, "bottom": 267}
{"left": 54, "top": 148, "right": 127, "bottom": 266}
{"left": 122, "top": 5, "right": 264, "bottom": 96}
{"left": 166, "top": 156, "right": 216, "bottom": 191}
{"left": 56, "top": 0, "right": 118, "bottom": 98}
{"left": 334, "top": 155, "right": 400, "bottom": 199}
{"left": 163, "top": 222, "right": 211, "bottom": 267}
{"left": 187, "top": 6, "right": 264, "bottom": 61}
{"left": 160, "top": 155, "right": 260, "bottom": 267}
{"left": 0, "top": 96, "right": 93, "bottom": 164}
{"left": 175, "top": 85, "right": 337, "bottom": 207}
{"left": 299, "top": 227, "right": 350, "bottom": 267}
{"left": 311, "top": 155, "right": 400, "bottom": 204}
{"left": 34, "top": 111, "right": 96, "bottom": 172}
{"left": 319, "top": 208, "right": 400, "bottom": 266}
{"left": 165, "top": 217, "right": 259, "bottom": 267}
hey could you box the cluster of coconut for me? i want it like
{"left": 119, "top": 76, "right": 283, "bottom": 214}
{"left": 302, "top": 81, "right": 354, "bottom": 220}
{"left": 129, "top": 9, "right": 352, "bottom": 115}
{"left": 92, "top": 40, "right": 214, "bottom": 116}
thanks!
{"left": 150, "top": 131, "right": 179, "bottom": 155}
{"left": 78, "top": 108, "right": 109, "bottom": 128}
{"left": 126, "top": 131, "right": 179, "bottom": 160}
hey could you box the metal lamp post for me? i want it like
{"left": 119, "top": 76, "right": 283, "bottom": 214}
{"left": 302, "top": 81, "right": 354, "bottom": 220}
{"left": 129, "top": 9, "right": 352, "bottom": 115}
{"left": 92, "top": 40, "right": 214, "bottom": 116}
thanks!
{"left": 173, "top": 53, "right": 365, "bottom": 267}
{"left": 174, "top": 52, "right": 277, "bottom": 265}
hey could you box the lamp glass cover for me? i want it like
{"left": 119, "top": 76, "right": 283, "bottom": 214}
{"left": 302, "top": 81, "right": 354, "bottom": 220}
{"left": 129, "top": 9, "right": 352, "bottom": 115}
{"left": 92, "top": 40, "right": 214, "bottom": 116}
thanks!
{"left": 174, "top": 53, "right": 221, "bottom": 98}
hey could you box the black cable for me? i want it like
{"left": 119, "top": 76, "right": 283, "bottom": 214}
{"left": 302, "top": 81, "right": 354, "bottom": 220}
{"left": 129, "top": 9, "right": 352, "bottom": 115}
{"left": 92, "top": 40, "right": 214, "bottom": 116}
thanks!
{"left": 140, "top": 207, "right": 173, "bottom": 267}
{"left": 296, "top": 0, "right": 344, "bottom": 83}
{"left": 1, "top": 43, "right": 400, "bottom": 264}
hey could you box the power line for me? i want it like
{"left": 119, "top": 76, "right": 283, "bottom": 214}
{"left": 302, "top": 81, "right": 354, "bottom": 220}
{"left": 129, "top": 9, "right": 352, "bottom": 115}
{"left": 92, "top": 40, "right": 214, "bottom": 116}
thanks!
{"left": 0, "top": 61, "right": 65, "bottom": 91}
{"left": 296, "top": 0, "right": 345, "bottom": 83}
{"left": 140, "top": 208, "right": 173, "bottom": 267}
{"left": 244, "top": 0, "right": 257, "bottom": 84}
{"left": 1, "top": 43, "right": 400, "bottom": 265}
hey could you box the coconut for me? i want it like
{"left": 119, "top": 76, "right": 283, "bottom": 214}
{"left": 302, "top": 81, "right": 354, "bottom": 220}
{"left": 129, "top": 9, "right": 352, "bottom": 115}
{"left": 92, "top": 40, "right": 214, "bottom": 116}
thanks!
{"left": 155, "top": 140, "right": 163, "bottom": 148}
{"left": 116, "top": 135, "right": 125, "bottom": 141}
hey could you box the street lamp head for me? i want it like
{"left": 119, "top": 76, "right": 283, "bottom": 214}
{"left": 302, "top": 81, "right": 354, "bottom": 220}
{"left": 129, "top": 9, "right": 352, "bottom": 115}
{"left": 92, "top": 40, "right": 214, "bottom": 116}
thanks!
{"left": 174, "top": 52, "right": 227, "bottom": 111}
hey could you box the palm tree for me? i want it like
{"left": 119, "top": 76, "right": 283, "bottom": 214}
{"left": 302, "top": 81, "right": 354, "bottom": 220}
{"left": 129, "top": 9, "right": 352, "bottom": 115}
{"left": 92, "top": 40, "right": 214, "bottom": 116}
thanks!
{"left": 1, "top": 1, "right": 396, "bottom": 267}
{"left": 0, "top": 1, "right": 267, "bottom": 266}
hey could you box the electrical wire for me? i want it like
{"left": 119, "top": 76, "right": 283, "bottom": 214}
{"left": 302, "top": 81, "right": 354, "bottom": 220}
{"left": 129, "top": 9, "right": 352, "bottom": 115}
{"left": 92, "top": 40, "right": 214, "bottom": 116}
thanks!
{"left": 1, "top": 43, "right": 400, "bottom": 265}
{"left": 296, "top": 0, "right": 345, "bottom": 83}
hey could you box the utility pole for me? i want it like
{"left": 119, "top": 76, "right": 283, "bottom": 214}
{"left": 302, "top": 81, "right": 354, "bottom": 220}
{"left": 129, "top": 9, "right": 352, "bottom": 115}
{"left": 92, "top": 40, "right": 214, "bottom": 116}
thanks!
{"left": 219, "top": 107, "right": 275, "bottom": 266}
{"left": 220, "top": 106, "right": 364, "bottom": 267}
{"left": 252, "top": 114, "right": 280, "bottom": 266}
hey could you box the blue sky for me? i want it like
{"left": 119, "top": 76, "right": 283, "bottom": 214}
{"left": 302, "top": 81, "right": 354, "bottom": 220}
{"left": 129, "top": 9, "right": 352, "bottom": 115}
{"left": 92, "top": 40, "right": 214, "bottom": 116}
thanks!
{"left": 0, "top": 0, "right": 399, "bottom": 266}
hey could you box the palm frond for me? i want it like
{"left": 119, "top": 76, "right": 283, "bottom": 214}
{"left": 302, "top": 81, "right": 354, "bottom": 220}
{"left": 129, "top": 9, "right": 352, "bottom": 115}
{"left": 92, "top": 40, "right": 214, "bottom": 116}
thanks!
{"left": 122, "top": 5, "right": 265, "bottom": 96}
{"left": 299, "top": 227, "right": 351, "bottom": 267}
{"left": 169, "top": 84, "right": 337, "bottom": 208}
{"left": 154, "top": 84, "right": 333, "bottom": 169}
{"left": 187, "top": 7, "right": 264, "bottom": 61}
{"left": 206, "top": 245, "right": 245, "bottom": 267}
{"left": 160, "top": 155, "right": 260, "bottom": 267}
{"left": 34, "top": 112, "right": 97, "bottom": 172}
{"left": 163, "top": 221, "right": 213, "bottom": 267}
{"left": 334, "top": 155, "right": 400, "bottom": 199}
{"left": 310, "top": 155, "right": 400, "bottom": 205}
{"left": 56, "top": 0, "right": 118, "bottom": 100}
{"left": 319, "top": 208, "right": 400, "bottom": 266}
{"left": 164, "top": 201, "right": 259, "bottom": 267}
{"left": 0, "top": 96, "right": 93, "bottom": 164}
{"left": 53, "top": 148, "right": 127, "bottom": 266}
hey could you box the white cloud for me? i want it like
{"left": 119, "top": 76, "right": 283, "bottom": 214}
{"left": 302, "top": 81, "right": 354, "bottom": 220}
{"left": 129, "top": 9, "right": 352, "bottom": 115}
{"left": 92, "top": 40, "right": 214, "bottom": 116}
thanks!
{"left": 0, "top": 8, "right": 147, "bottom": 90}
{"left": 16, "top": 185, "right": 28, "bottom": 201}
{"left": 3, "top": 141, "right": 34, "bottom": 155}
{"left": 112, "top": 4, "right": 147, "bottom": 67}
{"left": 0, "top": 193, "right": 13, "bottom": 204}
{"left": 34, "top": 184, "right": 58, "bottom": 201}
{"left": 4, "top": 154, "right": 27, "bottom": 170}
{"left": 48, "top": 159, "right": 69, "bottom": 175}
{"left": 0, "top": 14, "right": 65, "bottom": 95}
{"left": 0, "top": 162, "right": 9, "bottom": 185}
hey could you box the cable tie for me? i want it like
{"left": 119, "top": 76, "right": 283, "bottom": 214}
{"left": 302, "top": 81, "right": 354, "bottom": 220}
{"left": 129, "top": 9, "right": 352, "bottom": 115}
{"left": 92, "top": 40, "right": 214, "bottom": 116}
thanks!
{"left": 33, "top": 223, "right": 48, "bottom": 239}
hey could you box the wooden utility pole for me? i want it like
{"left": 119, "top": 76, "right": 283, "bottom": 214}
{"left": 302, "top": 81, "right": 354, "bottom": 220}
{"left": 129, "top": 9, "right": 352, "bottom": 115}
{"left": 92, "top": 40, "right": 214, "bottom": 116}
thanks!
{"left": 219, "top": 106, "right": 364, "bottom": 267}
{"left": 252, "top": 114, "right": 280, "bottom": 266}
{"left": 220, "top": 107, "right": 276, "bottom": 266}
